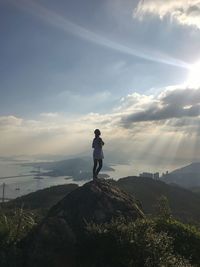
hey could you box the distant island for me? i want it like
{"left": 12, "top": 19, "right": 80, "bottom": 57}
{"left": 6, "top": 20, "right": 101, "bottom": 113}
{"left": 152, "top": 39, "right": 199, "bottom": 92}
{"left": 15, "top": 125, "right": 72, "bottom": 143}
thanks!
{"left": 21, "top": 157, "right": 114, "bottom": 181}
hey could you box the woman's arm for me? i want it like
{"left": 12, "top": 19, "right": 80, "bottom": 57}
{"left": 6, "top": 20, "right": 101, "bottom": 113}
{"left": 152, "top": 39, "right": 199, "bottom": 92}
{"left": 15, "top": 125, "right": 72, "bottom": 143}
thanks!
{"left": 92, "top": 139, "right": 95, "bottom": 148}
{"left": 100, "top": 138, "right": 104, "bottom": 146}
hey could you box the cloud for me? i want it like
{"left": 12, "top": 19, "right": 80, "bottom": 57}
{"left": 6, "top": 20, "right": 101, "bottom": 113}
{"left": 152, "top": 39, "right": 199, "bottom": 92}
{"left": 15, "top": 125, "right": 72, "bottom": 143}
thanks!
{"left": 2, "top": 87, "right": 200, "bottom": 154}
{"left": 40, "top": 113, "right": 60, "bottom": 118}
{"left": 134, "top": 0, "right": 200, "bottom": 29}
{"left": 0, "top": 112, "right": 116, "bottom": 156}
{"left": 121, "top": 86, "right": 200, "bottom": 126}
{"left": 1, "top": 86, "right": 200, "bottom": 167}
{"left": 0, "top": 116, "right": 23, "bottom": 129}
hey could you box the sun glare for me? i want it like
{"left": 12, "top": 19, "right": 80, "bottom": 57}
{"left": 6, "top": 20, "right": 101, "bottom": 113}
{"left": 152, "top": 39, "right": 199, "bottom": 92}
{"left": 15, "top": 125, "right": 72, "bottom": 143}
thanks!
{"left": 187, "top": 62, "right": 200, "bottom": 87}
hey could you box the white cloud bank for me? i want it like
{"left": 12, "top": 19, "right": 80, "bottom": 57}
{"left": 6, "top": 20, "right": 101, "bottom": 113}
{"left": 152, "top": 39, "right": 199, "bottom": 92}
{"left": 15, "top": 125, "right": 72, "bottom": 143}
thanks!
{"left": 134, "top": 0, "right": 200, "bottom": 29}
{"left": 1, "top": 85, "right": 200, "bottom": 169}
{"left": 121, "top": 86, "right": 200, "bottom": 125}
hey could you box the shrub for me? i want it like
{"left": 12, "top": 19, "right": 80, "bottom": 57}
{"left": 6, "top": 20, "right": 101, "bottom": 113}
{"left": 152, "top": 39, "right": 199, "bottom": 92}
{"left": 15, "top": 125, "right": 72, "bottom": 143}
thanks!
{"left": 77, "top": 218, "right": 192, "bottom": 267}
{"left": 0, "top": 208, "right": 36, "bottom": 267}
{"left": 155, "top": 218, "right": 200, "bottom": 265}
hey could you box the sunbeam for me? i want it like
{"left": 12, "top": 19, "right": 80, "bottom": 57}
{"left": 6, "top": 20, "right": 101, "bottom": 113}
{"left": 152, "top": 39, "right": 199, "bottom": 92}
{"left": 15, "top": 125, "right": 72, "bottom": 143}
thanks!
{"left": 9, "top": 0, "right": 191, "bottom": 70}
{"left": 187, "top": 61, "right": 200, "bottom": 88}
{"left": 132, "top": 120, "right": 188, "bottom": 173}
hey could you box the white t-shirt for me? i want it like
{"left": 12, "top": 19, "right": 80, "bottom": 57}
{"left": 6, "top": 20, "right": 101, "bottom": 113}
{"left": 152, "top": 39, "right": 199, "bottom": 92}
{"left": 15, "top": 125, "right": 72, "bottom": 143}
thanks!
{"left": 92, "top": 137, "right": 104, "bottom": 159}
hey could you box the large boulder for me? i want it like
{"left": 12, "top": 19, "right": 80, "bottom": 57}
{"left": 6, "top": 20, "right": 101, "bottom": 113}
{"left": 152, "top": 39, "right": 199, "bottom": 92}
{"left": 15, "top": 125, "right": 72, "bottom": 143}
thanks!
{"left": 21, "top": 179, "right": 144, "bottom": 267}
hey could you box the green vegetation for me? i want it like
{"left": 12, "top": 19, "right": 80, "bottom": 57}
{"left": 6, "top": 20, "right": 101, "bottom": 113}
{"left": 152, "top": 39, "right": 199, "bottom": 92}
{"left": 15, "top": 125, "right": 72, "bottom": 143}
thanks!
{"left": 76, "top": 196, "right": 200, "bottom": 266}
{"left": 0, "top": 207, "right": 36, "bottom": 267}
{"left": 1, "top": 179, "right": 200, "bottom": 266}
{"left": 1, "top": 209, "right": 200, "bottom": 266}
{"left": 0, "top": 208, "right": 35, "bottom": 244}
{"left": 5, "top": 177, "right": 200, "bottom": 224}
{"left": 155, "top": 218, "right": 200, "bottom": 266}
{"left": 117, "top": 176, "right": 200, "bottom": 223}
{"left": 3, "top": 183, "right": 78, "bottom": 219}
{"left": 78, "top": 218, "right": 193, "bottom": 267}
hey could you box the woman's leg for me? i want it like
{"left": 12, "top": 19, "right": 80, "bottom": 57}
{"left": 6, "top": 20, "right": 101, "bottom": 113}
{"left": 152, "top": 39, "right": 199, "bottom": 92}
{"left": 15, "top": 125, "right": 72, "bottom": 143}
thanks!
{"left": 93, "top": 159, "right": 98, "bottom": 179}
{"left": 96, "top": 159, "right": 103, "bottom": 177}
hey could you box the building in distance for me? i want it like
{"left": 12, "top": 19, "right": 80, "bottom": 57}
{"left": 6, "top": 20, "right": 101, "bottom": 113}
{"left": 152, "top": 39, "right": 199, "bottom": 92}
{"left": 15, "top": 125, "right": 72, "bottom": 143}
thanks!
{"left": 139, "top": 172, "right": 160, "bottom": 180}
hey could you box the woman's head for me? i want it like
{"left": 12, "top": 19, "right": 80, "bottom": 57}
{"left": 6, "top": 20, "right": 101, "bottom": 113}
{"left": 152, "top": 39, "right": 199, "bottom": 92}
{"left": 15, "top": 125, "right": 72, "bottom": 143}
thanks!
{"left": 94, "top": 129, "right": 101, "bottom": 136}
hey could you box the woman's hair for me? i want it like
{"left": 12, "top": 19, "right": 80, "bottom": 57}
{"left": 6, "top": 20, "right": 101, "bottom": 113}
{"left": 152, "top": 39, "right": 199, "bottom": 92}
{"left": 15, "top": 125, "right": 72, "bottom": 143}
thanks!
{"left": 94, "top": 129, "right": 101, "bottom": 136}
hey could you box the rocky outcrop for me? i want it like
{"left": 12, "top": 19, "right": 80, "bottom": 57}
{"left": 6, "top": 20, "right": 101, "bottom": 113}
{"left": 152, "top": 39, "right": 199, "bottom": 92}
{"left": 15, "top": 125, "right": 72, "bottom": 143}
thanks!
{"left": 21, "top": 179, "right": 144, "bottom": 267}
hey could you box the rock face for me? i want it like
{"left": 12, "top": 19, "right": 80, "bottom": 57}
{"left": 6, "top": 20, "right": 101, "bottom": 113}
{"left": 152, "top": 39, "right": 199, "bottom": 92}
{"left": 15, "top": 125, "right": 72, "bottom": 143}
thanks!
{"left": 22, "top": 179, "right": 144, "bottom": 267}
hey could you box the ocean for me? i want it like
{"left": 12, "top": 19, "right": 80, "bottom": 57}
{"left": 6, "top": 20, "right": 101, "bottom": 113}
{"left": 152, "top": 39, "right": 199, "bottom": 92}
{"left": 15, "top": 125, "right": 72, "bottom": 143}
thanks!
{"left": 0, "top": 160, "right": 136, "bottom": 201}
{"left": 0, "top": 160, "right": 79, "bottom": 201}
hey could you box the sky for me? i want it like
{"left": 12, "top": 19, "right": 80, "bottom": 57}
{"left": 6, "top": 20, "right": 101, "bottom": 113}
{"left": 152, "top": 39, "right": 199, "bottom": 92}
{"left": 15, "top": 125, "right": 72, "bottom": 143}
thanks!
{"left": 1, "top": 0, "right": 200, "bottom": 172}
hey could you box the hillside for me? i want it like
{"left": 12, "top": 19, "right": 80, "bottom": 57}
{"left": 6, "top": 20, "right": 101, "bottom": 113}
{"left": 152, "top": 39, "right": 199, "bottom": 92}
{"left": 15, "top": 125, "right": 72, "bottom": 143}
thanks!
{"left": 4, "top": 176, "right": 200, "bottom": 224}
{"left": 2, "top": 179, "right": 200, "bottom": 267}
{"left": 3, "top": 183, "right": 78, "bottom": 218}
{"left": 117, "top": 176, "right": 200, "bottom": 223}
{"left": 162, "top": 162, "right": 200, "bottom": 188}
{"left": 21, "top": 179, "right": 144, "bottom": 267}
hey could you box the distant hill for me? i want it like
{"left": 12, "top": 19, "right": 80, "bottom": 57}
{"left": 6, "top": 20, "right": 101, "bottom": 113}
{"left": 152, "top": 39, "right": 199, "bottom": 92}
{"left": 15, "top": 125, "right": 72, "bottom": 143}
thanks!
{"left": 22, "top": 157, "right": 114, "bottom": 181}
{"left": 4, "top": 183, "right": 78, "bottom": 218}
{"left": 5, "top": 176, "right": 200, "bottom": 223}
{"left": 161, "top": 162, "right": 200, "bottom": 188}
{"left": 116, "top": 176, "right": 200, "bottom": 223}
{"left": 190, "top": 186, "right": 200, "bottom": 194}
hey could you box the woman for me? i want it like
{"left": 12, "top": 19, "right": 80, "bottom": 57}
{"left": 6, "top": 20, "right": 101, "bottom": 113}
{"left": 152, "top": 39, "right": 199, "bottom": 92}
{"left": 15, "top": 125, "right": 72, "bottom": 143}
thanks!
{"left": 92, "top": 129, "right": 104, "bottom": 180}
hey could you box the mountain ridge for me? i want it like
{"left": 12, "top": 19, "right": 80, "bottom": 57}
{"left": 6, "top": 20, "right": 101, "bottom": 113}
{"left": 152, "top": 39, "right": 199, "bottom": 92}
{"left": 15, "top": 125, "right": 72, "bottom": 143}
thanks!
{"left": 5, "top": 176, "right": 200, "bottom": 223}
{"left": 162, "top": 162, "right": 200, "bottom": 188}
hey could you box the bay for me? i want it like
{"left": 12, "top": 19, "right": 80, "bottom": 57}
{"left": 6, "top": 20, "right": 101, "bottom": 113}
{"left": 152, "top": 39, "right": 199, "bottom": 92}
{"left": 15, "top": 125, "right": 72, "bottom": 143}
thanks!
{"left": 0, "top": 160, "right": 136, "bottom": 201}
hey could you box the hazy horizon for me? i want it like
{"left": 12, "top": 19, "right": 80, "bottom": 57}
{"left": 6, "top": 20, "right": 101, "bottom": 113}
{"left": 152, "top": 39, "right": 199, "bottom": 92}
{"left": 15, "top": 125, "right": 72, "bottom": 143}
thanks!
{"left": 1, "top": 0, "right": 200, "bottom": 171}
{"left": 0, "top": 152, "right": 196, "bottom": 176}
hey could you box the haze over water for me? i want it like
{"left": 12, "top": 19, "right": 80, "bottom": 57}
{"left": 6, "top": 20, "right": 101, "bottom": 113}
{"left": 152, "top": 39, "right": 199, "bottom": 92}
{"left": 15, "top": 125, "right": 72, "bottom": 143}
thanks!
{"left": 0, "top": 157, "right": 181, "bottom": 201}
{"left": 0, "top": 159, "right": 133, "bottom": 200}
{"left": 1, "top": 0, "right": 200, "bottom": 191}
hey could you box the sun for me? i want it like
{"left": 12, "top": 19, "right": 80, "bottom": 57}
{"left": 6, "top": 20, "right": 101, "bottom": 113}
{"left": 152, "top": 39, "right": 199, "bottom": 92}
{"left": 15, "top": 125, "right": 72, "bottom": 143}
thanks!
{"left": 187, "top": 62, "right": 200, "bottom": 88}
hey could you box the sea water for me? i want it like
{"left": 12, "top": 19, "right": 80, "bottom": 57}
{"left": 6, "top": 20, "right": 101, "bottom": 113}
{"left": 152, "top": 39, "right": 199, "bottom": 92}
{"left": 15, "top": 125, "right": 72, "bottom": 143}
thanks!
{"left": 0, "top": 160, "right": 81, "bottom": 200}
{"left": 0, "top": 160, "right": 137, "bottom": 201}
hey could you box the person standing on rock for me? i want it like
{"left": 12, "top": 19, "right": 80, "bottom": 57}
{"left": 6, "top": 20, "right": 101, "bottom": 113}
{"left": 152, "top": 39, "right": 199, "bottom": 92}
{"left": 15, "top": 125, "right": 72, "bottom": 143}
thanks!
{"left": 92, "top": 129, "right": 104, "bottom": 180}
